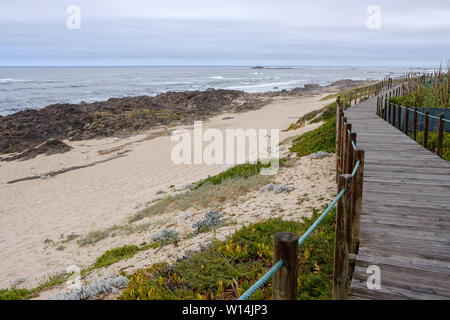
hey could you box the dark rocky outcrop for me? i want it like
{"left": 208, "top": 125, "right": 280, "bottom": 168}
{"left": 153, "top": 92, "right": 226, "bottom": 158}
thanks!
{"left": 0, "top": 80, "right": 375, "bottom": 157}
{"left": 0, "top": 89, "right": 267, "bottom": 155}
{"left": 1, "top": 140, "right": 72, "bottom": 162}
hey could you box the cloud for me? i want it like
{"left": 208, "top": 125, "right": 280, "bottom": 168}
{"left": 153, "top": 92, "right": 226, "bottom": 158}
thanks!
{"left": 0, "top": 0, "right": 449, "bottom": 66}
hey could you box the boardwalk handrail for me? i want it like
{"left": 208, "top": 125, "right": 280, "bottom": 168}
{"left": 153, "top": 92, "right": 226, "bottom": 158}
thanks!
{"left": 376, "top": 79, "right": 448, "bottom": 159}
{"left": 238, "top": 187, "right": 347, "bottom": 300}
{"left": 238, "top": 81, "right": 380, "bottom": 300}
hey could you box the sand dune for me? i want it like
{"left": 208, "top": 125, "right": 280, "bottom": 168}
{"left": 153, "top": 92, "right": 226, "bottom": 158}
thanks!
{"left": 0, "top": 94, "right": 332, "bottom": 290}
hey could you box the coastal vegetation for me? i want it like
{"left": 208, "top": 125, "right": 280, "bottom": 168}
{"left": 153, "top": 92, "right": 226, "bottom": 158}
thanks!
{"left": 412, "top": 132, "right": 450, "bottom": 161}
{"left": 289, "top": 101, "right": 337, "bottom": 156}
{"left": 0, "top": 272, "right": 69, "bottom": 300}
{"left": 91, "top": 245, "right": 140, "bottom": 269}
{"left": 390, "top": 67, "right": 449, "bottom": 108}
{"left": 388, "top": 68, "right": 449, "bottom": 161}
{"left": 120, "top": 207, "right": 335, "bottom": 300}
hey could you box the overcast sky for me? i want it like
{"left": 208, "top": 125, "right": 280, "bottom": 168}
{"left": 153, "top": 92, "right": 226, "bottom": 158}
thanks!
{"left": 0, "top": 0, "right": 449, "bottom": 66}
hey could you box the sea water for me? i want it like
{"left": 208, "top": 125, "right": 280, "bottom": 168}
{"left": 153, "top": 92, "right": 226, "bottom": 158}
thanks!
{"left": 0, "top": 66, "right": 410, "bottom": 116}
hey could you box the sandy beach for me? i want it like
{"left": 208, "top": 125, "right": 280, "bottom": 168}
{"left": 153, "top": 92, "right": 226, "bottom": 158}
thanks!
{"left": 0, "top": 93, "right": 336, "bottom": 294}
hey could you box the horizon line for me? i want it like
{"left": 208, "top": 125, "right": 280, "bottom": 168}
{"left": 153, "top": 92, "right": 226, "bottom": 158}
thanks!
{"left": 0, "top": 65, "right": 439, "bottom": 68}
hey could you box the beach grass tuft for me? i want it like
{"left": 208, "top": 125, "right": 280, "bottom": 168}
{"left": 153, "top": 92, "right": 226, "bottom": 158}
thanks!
{"left": 92, "top": 245, "right": 139, "bottom": 270}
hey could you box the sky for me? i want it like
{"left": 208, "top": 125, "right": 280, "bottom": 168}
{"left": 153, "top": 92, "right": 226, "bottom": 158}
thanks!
{"left": 0, "top": 0, "right": 449, "bottom": 66}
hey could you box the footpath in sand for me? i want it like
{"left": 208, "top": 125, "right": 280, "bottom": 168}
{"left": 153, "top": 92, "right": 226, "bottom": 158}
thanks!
{"left": 0, "top": 94, "right": 336, "bottom": 294}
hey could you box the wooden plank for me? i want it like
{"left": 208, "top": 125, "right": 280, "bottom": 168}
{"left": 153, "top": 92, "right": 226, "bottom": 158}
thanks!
{"left": 352, "top": 264, "right": 450, "bottom": 298}
{"left": 343, "top": 87, "right": 450, "bottom": 300}
{"left": 355, "top": 248, "right": 450, "bottom": 276}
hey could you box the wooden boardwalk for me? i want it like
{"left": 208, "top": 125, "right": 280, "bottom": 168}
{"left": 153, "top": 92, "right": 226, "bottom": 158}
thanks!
{"left": 345, "top": 92, "right": 450, "bottom": 299}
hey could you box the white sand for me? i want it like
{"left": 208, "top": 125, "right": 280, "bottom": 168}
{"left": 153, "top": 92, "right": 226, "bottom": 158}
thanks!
{"left": 0, "top": 94, "right": 334, "bottom": 291}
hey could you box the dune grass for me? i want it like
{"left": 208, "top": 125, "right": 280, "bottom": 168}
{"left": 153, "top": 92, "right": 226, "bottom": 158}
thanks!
{"left": 0, "top": 272, "right": 69, "bottom": 300}
{"left": 289, "top": 116, "right": 336, "bottom": 157}
{"left": 391, "top": 67, "right": 449, "bottom": 109}
{"left": 91, "top": 245, "right": 140, "bottom": 270}
{"left": 127, "top": 160, "right": 285, "bottom": 224}
{"left": 120, "top": 207, "right": 336, "bottom": 300}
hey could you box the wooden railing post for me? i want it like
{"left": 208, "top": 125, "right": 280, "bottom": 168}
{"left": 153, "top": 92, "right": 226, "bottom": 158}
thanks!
{"left": 413, "top": 108, "right": 418, "bottom": 141}
{"left": 389, "top": 102, "right": 392, "bottom": 124}
{"left": 437, "top": 114, "right": 444, "bottom": 157}
{"left": 397, "top": 104, "right": 402, "bottom": 129}
{"left": 339, "top": 116, "right": 346, "bottom": 178}
{"left": 404, "top": 107, "right": 409, "bottom": 136}
{"left": 333, "top": 174, "right": 352, "bottom": 300}
{"left": 384, "top": 99, "right": 388, "bottom": 121}
{"left": 343, "top": 124, "right": 352, "bottom": 174}
{"left": 272, "top": 232, "right": 298, "bottom": 300}
{"left": 392, "top": 104, "right": 396, "bottom": 126}
{"left": 378, "top": 97, "right": 381, "bottom": 116}
{"left": 350, "top": 149, "right": 365, "bottom": 254}
{"left": 424, "top": 111, "right": 429, "bottom": 149}
{"left": 336, "top": 97, "right": 341, "bottom": 183}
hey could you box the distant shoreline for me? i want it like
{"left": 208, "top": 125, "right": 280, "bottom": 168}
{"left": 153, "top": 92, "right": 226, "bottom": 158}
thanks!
{"left": 0, "top": 79, "right": 376, "bottom": 161}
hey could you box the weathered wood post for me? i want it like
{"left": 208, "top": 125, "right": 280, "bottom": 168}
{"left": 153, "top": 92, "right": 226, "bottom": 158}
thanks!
{"left": 387, "top": 101, "right": 390, "bottom": 122}
{"left": 397, "top": 104, "right": 402, "bottom": 129}
{"left": 336, "top": 97, "right": 341, "bottom": 183}
{"left": 424, "top": 111, "right": 429, "bottom": 149}
{"left": 404, "top": 107, "right": 409, "bottom": 135}
{"left": 437, "top": 114, "right": 444, "bottom": 157}
{"left": 343, "top": 124, "right": 352, "bottom": 174}
{"left": 392, "top": 104, "right": 396, "bottom": 126}
{"left": 413, "top": 108, "right": 418, "bottom": 141}
{"left": 339, "top": 116, "right": 346, "bottom": 176}
{"left": 388, "top": 102, "right": 391, "bottom": 123}
{"left": 272, "top": 232, "right": 299, "bottom": 300}
{"left": 350, "top": 149, "right": 365, "bottom": 254}
{"left": 384, "top": 99, "right": 387, "bottom": 121}
{"left": 333, "top": 174, "right": 352, "bottom": 300}
{"left": 377, "top": 97, "right": 380, "bottom": 116}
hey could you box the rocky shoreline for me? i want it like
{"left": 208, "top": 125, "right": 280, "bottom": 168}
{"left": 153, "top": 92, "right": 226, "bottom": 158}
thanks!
{"left": 0, "top": 79, "right": 374, "bottom": 160}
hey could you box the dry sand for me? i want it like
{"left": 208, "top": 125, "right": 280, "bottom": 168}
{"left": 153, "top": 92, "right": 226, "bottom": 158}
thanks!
{"left": 0, "top": 94, "right": 336, "bottom": 294}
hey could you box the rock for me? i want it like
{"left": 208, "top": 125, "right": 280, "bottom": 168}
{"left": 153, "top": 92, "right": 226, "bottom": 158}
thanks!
{"left": 0, "top": 89, "right": 267, "bottom": 155}
{"left": 10, "top": 277, "right": 27, "bottom": 287}
{"left": 309, "top": 151, "right": 331, "bottom": 159}
{"left": 1, "top": 140, "right": 73, "bottom": 162}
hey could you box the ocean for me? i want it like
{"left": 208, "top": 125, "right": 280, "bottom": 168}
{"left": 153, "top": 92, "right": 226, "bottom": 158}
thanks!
{"left": 0, "top": 66, "right": 410, "bottom": 116}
